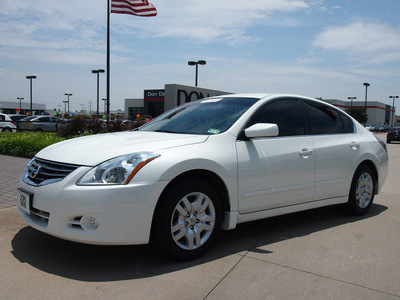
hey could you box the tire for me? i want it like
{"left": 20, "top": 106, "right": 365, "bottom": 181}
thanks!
{"left": 2, "top": 128, "right": 12, "bottom": 132}
{"left": 152, "top": 178, "right": 222, "bottom": 260}
{"left": 387, "top": 139, "right": 391, "bottom": 144}
{"left": 346, "top": 165, "right": 376, "bottom": 215}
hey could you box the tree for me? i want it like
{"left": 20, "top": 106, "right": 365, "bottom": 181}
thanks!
{"left": 346, "top": 107, "right": 368, "bottom": 124}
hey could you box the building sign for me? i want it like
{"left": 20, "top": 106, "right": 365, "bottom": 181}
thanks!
{"left": 176, "top": 90, "right": 209, "bottom": 106}
{"left": 144, "top": 89, "right": 165, "bottom": 101}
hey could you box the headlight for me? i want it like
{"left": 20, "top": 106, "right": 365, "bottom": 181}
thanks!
{"left": 77, "top": 152, "right": 160, "bottom": 185}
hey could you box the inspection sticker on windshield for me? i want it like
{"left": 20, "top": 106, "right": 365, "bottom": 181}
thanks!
{"left": 208, "top": 128, "right": 221, "bottom": 134}
{"left": 201, "top": 98, "right": 223, "bottom": 103}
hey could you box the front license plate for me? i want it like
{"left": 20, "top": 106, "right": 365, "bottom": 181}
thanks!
{"left": 18, "top": 189, "right": 33, "bottom": 215}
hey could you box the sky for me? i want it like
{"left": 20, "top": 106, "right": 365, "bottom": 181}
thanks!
{"left": 0, "top": 0, "right": 400, "bottom": 114}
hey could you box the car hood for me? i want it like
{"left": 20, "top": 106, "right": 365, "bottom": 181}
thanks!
{"left": 36, "top": 131, "right": 209, "bottom": 166}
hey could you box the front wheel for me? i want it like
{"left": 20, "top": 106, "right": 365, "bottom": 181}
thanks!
{"left": 346, "top": 165, "right": 376, "bottom": 215}
{"left": 152, "top": 179, "right": 222, "bottom": 260}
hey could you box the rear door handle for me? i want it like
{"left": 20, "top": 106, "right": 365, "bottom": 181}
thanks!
{"left": 350, "top": 142, "right": 360, "bottom": 150}
{"left": 299, "top": 148, "right": 313, "bottom": 158}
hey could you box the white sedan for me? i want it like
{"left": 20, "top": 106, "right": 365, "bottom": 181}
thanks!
{"left": 17, "top": 94, "right": 388, "bottom": 260}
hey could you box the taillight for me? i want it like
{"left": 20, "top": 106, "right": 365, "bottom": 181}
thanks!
{"left": 373, "top": 133, "right": 387, "bottom": 152}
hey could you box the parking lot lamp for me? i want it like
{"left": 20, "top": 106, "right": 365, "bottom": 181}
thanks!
{"left": 17, "top": 97, "right": 24, "bottom": 114}
{"left": 347, "top": 96, "right": 356, "bottom": 107}
{"left": 63, "top": 101, "right": 68, "bottom": 117}
{"left": 363, "top": 82, "right": 370, "bottom": 115}
{"left": 26, "top": 75, "right": 37, "bottom": 116}
{"left": 92, "top": 69, "right": 105, "bottom": 117}
{"left": 102, "top": 98, "right": 107, "bottom": 115}
{"left": 64, "top": 93, "right": 72, "bottom": 115}
{"left": 188, "top": 60, "right": 206, "bottom": 87}
{"left": 389, "top": 96, "right": 399, "bottom": 126}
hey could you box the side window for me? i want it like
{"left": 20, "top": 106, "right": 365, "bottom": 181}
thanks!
{"left": 341, "top": 113, "right": 355, "bottom": 133}
{"left": 0, "top": 115, "right": 4, "bottom": 121}
{"left": 247, "top": 99, "right": 305, "bottom": 136}
{"left": 304, "top": 101, "right": 346, "bottom": 134}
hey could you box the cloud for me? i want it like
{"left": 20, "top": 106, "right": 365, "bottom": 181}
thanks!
{"left": 313, "top": 21, "right": 400, "bottom": 64}
{"left": 114, "top": 0, "right": 310, "bottom": 43}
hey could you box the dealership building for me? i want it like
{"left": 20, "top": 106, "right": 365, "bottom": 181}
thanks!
{"left": 124, "top": 84, "right": 231, "bottom": 118}
{"left": 124, "top": 84, "right": 397, "bottom": 126}
{"left": 324, "top": 99, "right": 396, "bottom": 126}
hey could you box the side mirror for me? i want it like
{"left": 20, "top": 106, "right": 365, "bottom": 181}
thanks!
{"left": 244, "top": 123, "right": 279, "bottom": 138}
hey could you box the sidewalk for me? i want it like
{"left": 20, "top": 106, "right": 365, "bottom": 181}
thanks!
{"left": 0, "top": 155, "right": 30, "bottom": 209}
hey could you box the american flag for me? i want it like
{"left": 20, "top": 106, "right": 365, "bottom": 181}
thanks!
{"left": 111, "top": 0, "right": 157, "bottom": 17}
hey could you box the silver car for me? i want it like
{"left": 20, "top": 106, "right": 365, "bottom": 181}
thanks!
{"left": 0, "top": 113, "right": 17, "bottom": 132}
{"left": 19, "top": 116, "right": 62, "bottom": 132}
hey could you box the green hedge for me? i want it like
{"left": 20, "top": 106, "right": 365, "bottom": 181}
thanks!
{"left": 0, "top": 132, "right": 65, "bottom": 158}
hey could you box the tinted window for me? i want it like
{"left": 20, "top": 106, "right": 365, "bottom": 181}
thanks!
{"left": 341, "top": 113, "right": 354, "bottom": 133}
{"left": 247, "top": 99, "right": 305, "bottom": 136}
{"left": 304, "top": 101, "right": 350, "bottom": 134}
{"left": 0, "top": 115, "right": 4, "bottom": 121}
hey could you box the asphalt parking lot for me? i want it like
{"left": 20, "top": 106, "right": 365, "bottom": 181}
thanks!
{"left": 0, "top": 134, "right": 399, "bottom": 299}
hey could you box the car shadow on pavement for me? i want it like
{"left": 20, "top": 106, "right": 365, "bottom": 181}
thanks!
{"left": 11, "top": 203, "right": 387, "bottom": 282}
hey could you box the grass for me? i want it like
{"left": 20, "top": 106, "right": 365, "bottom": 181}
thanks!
{"left": 0, "top": 132, "right": 65, "bottom": 158}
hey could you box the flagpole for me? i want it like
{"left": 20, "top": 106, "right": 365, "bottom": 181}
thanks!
{"left": 107, "top": 0, "right": 110, "bottom": 120}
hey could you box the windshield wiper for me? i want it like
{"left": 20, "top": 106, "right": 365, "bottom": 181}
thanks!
{"left": 154, "top": 129, "right": 179, "bottom": 133}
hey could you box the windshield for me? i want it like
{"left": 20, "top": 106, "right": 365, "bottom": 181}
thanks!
{"left": 139, "top": 97, "right": 259, "bottom": 135}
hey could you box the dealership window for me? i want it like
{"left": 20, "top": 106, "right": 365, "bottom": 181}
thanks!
{"left": 129, "top": 107, "right": 145, "bottom": 118}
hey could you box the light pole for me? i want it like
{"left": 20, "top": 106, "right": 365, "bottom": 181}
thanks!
{"left": 102, "top": 98, "right": 107, "bottom": 115}
{"left": 64, "top": 93, "right": 72, "bottom": 116}
{"left": 17, "top": 97, "right": 24, "bottom": 114}
{"left": 389, "top": 96, "right": 399, "bottom": 126}
{"left": 26, "top": 75, "right": 37, "bottom": 116}
{"left": 363, "top": 82, "right": 370, "bottom": 115}
{"left": 63, "top": 101, "right": 68, "bottom": 117}
{"left": 188, "top": 60, "right": 206, "bottom": 87}
{"left": 92, "top": 69, "right": 105, "bottom": 117}
{"left": 347, "top": 97, "right": 356, "bottom": 107}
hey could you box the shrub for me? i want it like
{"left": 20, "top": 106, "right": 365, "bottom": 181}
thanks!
{"left": 0, "top": 132, "right": 65, "bottom": 158}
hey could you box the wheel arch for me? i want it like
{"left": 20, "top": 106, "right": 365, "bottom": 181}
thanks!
{"left": 356, "top": 159, "right": 379, "bottom": 194}
{"left": 150, "top": 169, "right": 231, "bottom": 238}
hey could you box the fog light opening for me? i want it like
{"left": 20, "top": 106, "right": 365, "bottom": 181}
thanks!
{"left": 81, "top": 216, "right": 100, "bottom": 231}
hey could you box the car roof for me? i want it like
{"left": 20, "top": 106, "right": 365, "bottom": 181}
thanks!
{"left": 0, "top": 113, "right": 12, "bottom": 120}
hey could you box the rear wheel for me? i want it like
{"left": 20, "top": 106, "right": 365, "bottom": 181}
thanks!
{"left": 346, "top": 165, "right": 376, "bottom": 215}
{"left": 152, "top": 179, "right": 222, "bottom": 260}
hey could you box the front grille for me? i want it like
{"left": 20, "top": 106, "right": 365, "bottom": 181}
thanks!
{"left": 24, "top": 157, "right": 80, "bottom": 186}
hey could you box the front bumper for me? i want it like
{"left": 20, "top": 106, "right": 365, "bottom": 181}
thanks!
{"left": 18, "top": 166, "right": 168, "bottom": 245}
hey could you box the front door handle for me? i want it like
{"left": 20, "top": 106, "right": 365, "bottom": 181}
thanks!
{"left": 299, "top": 148, "right": 313, "bottom": 158}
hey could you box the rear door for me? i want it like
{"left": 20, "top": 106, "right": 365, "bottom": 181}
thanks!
{"left": 303, "top": 100, "right": 359, "bottom": 200}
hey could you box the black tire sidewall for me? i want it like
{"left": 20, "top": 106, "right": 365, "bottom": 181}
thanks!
{"left": 153, "top": 179, "right": 222, "bottom": 260}
{"left": 347, "top": 165, "right": 376, "bottom": 215}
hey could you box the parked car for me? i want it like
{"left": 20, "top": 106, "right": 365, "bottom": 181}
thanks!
{"left": 17, "top": 94, "right": 388, "bottom": 259}
{"left": 19, "top": 116, "right": 62, "bottom": 132}
{"left": 387, "top": 127, "right": 400, "bottom": 143}
{"left": 0, "top": 113, "right": 17, "bottom": 132}
{"left": 6, "top": 114, "right": 28, "bottom": 129}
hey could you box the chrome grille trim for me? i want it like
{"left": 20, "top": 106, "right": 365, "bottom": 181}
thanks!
{"left": 23, "top": 157, "right": 81, "bottom": 186}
